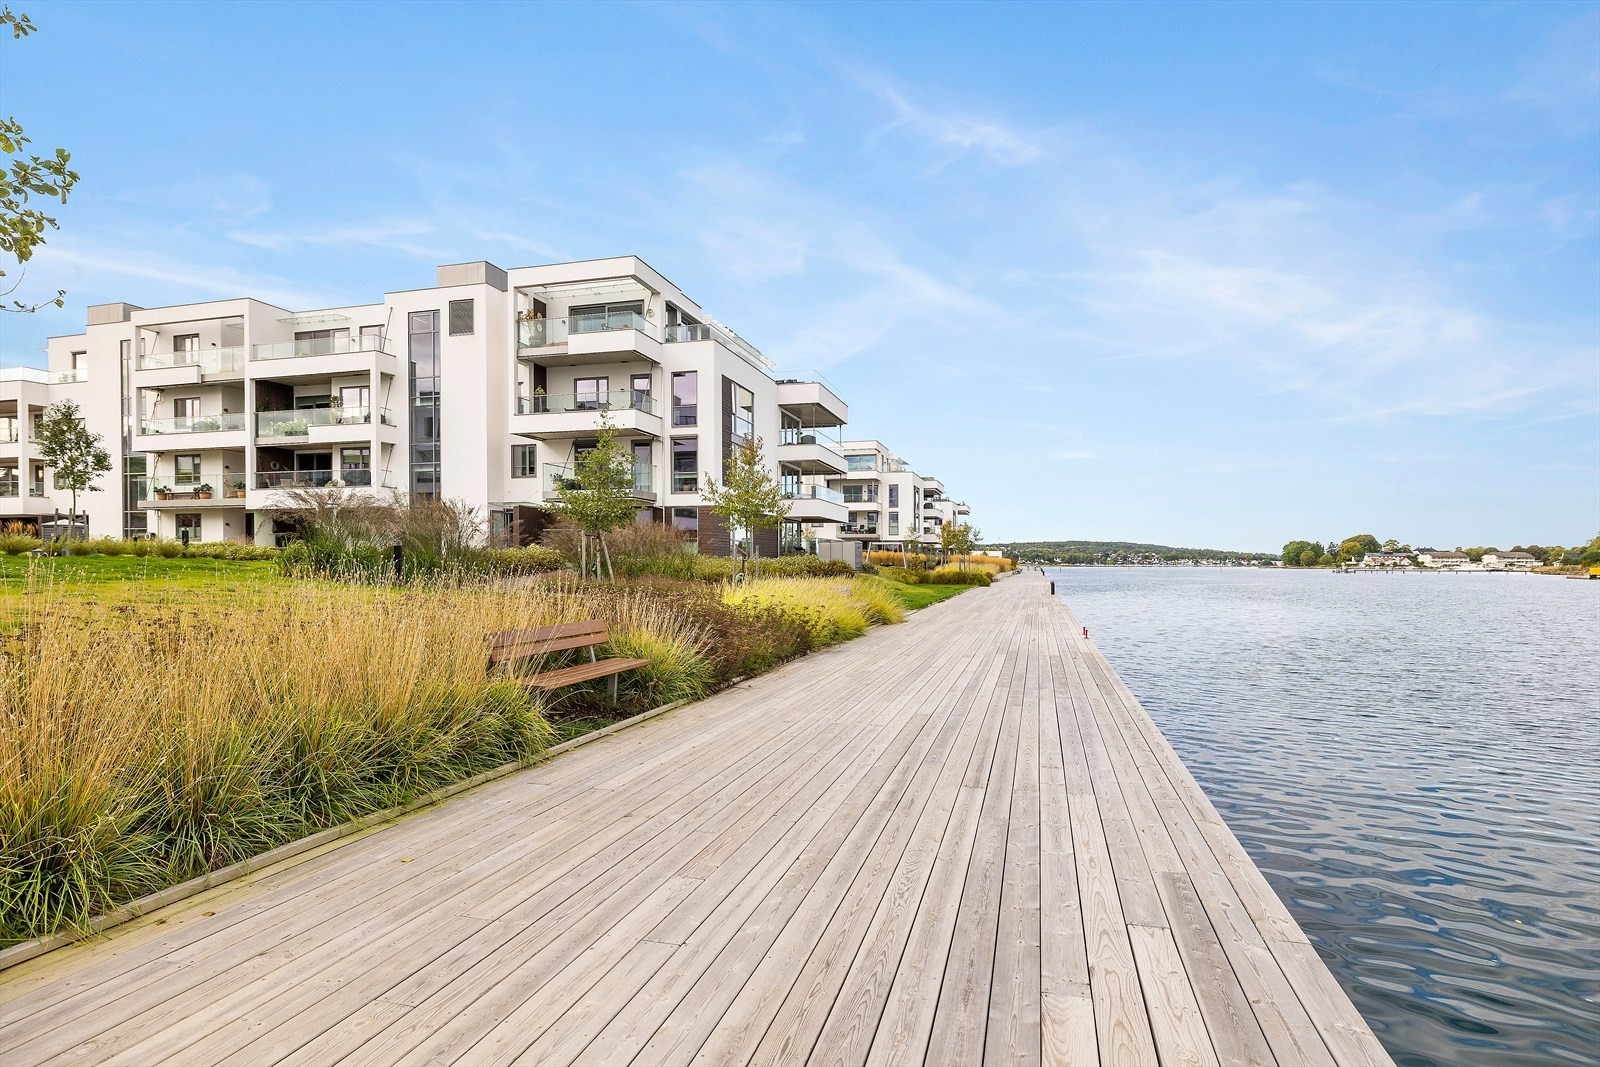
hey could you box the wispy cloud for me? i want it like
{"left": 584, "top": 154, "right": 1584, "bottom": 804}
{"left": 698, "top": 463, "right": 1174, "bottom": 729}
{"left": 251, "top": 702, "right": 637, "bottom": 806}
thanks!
{"left": 841, "top": 67, "right": 1042, "bottom": 168}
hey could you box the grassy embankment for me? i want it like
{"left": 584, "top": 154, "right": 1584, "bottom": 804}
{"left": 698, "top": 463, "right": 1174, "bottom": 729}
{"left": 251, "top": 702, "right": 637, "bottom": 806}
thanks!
{"left": 0, "top": 552, "right": 910, "bottom": 945}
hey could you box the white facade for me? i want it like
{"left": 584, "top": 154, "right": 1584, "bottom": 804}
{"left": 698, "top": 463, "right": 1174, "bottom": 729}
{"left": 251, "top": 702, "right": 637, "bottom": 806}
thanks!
{"left": 22, "top": 256, "right": 971, "bottom": 554}
{"left": 1, "top": 367, "right": 70, "bottom": 527}
{"left": 820, "top": 440, "right": 972, "bottom": 551}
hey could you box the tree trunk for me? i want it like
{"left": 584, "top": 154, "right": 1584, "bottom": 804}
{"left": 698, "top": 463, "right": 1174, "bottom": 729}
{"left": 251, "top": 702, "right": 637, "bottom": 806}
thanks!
{"left": 580, "top": 533, "right": 588, "bottom": 581}
{"left": 600, "top": 534, "right": 615, "bottom": 582}
{"left": 70, "top": 489, "right": 79, "bottom": 540}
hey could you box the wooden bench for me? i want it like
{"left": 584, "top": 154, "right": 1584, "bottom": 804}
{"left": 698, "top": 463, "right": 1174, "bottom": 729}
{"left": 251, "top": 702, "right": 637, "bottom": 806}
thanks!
{"left": 486, "top": 619, "right": 649, "bottom": 703}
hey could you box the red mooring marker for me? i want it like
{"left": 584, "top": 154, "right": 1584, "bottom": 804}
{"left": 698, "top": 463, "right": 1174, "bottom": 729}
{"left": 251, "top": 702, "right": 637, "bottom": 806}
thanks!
{"left": 1082, "top": 626, "right": 1089, "bottom": 639}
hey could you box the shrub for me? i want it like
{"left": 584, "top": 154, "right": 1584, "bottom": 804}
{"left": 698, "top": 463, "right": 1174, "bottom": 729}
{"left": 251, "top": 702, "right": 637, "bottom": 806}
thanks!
{"left": 474, "top": 545, "right": 568, "bottom": 576}
{"left": 721, "top": 576, "right": 900, "bottom": 647}
{"left": 185, "top": 541, "right": 278, "bottom": 562}
{"left": 0, "top": 522, "right": 42, "bottom": 555}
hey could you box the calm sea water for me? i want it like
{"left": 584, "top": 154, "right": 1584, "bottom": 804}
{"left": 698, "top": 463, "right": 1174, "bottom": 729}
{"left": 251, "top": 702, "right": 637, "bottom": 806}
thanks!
{"left": 1049, "top": 566, "right": 1600, "bottom": 1067}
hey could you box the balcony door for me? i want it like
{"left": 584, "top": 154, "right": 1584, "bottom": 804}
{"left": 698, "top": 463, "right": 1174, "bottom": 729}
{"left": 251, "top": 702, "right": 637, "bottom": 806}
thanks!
{"left": 574, "top": 377, "right": 608, "bottom": 411}
{"left": 339, "top": 385, "right": 370, "bottom": 423}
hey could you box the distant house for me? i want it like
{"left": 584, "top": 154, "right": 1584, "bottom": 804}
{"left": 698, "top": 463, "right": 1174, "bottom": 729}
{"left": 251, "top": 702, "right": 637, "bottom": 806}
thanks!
{"left": 1416, "top": 549, "right": 1470, "bottom": 568}
{"left": 1483, "top": 551, "right": 1539, "bottom": 571}
{"left": 1362, "top": 550, "right": 1413, "bottom": 567}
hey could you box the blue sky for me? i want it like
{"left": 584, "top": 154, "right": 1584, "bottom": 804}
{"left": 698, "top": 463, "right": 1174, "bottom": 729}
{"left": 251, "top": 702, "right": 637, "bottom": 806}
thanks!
{"left": 4, "top": 0, "right": 1597, "bottom": 550}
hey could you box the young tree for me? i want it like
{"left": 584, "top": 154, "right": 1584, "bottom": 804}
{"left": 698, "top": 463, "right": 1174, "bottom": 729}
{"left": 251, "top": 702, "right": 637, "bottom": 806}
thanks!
{"left": 547, "top": 414, "right": 639, "bottom": 580}
{"left": 945, "top": 521, "right": 980, "bottom": 569}
{"left": 2, "top": 7, "right": 81, "bottom": 313}
{"left": 938, "top": 520, "right": 960, "bottom": 563}
{"left": 702, "top": 435, "right": 788, "bottom": 579}
{"left": 35, "top": 399, "right": 110, "bottom": 538}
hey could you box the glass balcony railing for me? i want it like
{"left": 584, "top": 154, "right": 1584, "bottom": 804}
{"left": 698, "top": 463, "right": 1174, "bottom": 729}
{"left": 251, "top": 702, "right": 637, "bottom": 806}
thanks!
{"left": 250, "top": 335, "right": 391, "bottom": 361}
{"left": 841, "top": 522, "right": 879, "bottom": 535}
{"left": 842, "top": 492, "right": 879, "bottom": 504}
{"left": 517, "top": 312, "right": 656, "bottom": 349}
{"left": 0, "top": 427, "right": 19, "bottom": 444}
{"left": 515, "top": 391, "right": 658, "bottom": 417}
{"left": 253, "top": 468, "right": 386, "bottom": 490}
{"left": 137, "top": 346, "right": 246, "bottom": 374}
{"left": 543, "top": 462, "right": 655, "bottom": 496}
{"left": 662, "top": 322, "right": 772, "bottom": 369}
{"left": 0, "top": 481, "right": 18, "bottom": 498}
{"left": 779, "top": 428, "right": 842, "bottom": 448}
{"left": 784, "top": 485, "right": 845, "bottom": 505}
{"left": 48, "top": 367, "right": 87, "bottom": 384}
{"left": 139, "top": 413, "right": 248, "bottom": 435}
{"left": 255, "top": 407, "right": 394, "bottom": 437}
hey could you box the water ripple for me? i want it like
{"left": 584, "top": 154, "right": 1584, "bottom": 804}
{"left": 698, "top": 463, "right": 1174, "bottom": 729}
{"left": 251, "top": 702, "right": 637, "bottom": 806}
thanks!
{"left": 1052, "top": 567, "right": 1600, "bottom": 1067}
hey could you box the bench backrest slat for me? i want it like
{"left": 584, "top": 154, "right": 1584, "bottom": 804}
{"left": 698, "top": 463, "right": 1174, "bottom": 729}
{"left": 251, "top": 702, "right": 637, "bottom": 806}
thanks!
{"left": 486, "top": 620, "right": 610, "bottom": 664}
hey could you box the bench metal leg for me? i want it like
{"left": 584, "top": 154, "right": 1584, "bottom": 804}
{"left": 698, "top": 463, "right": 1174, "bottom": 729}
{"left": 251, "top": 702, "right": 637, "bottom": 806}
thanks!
{"left": 608, "top": 673, "right": 618, "bottom": 704}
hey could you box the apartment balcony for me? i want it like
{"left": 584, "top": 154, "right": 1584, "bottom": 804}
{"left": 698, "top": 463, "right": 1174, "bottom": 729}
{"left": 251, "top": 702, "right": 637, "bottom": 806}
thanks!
{"left": 511, "top": 391, "right": 662, "bottom": 441}
{"left": 47, "top": 367, "right": 87, "bottom": 385}
{"left": 255, "top": 407, "right": 398, "bottom": 446}
{"left": 517, "top": 313, "right": 663, "bottom": 366}
{"left": 775, "top": 380, "right": 848, "bottom": 427}
{"left": 662, "top": 321, "right": 773, "bottom": 371}
{"left": 134, "top": 346, "right": 246, "bottom": 386}
{"left": 133, "top": 413, "right": 249, "bottom": 452}
{"left": 246, "top": 468, "right": 394, "bottom": 510}
{"left": 252, "top": 468, "right": 391, "bottom": 491}
{"left": 249, "top": 335, "right": 399, "bottom": 381}
{"left": 1, "top": 480, "right": 51, "bottom": 516}
{"left": 543, "top": 462, "right": 657, "bottom": 503}
{"left": 777, "top": 429, "right": 847, "bottom": 474}
{"left": 142, "top": 484, "right": 248, "bottom": 508}
{"left": 839, "top": 522, "right": 879, "bottom": 538}
{"left": 955, "top": 502, "right": 971, "bottom": 516}
{"left": 782, "top": 484, "right": 847, "bottom": 524}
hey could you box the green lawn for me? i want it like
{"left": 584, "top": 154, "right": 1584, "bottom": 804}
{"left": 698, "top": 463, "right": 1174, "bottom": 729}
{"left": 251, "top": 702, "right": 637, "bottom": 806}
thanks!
{"left": 886, "top": 581, "right": 971, "bottom": 610}
{"left": 0, "top": 553, "right": 284, "bottom": 614}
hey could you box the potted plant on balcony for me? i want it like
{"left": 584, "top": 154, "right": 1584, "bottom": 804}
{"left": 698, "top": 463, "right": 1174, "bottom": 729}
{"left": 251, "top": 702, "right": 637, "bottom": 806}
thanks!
{"left": 195, "top": 483, "right": 213, "bottom": 500}
{"left": 192, "top": 416, "right": 222, "bottom": 432}
{"left": 328, "top": 478, "right": 345, "bottom": 488}
{"left": 279, "top": 417, "right": 309, "bottom": 437}
{"left": 227, "top": 480, "right": 246, "bottom": 499}
{"left": 153, "top": 485, "right": 171, "bottom": 501}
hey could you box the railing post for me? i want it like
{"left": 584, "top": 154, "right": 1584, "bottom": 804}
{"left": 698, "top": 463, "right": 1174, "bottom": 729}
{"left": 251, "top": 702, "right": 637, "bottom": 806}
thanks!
{"left": 1049, "top": 581, "right": 1055, "bottom": 595}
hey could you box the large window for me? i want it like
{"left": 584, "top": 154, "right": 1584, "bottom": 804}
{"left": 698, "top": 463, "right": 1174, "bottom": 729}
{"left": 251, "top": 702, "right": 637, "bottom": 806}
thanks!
{"left": 731, "top": 383, "right": 754, "bottom": 446}
{"left": 888, "top": 512, "right": 899, "bottom": 536}
{"left": 672, "top": 507, "right": 698, "bottom": 550}
{"left": 672, "top": 437, "right": 697, "bottom": 493}
{"left": 512, "top": 443, "right": 537, "bottom": 478}
{"left": 846, "top": 454, "right": 877, "bottom": 471}
{"left": 174, "top": 454, "right": 201, "bottom": 486}
{"left": 631, "top": 373, "right": 652, "bottom": 408}
{"left": 172, "top": 397, "right": 199, "bottom": 419}
{"left": 172, "top": 334, "right": 199, "bottom": 363}
{"left": 889, "top": 483, "right": 899, "bottom": 507}
{"left": 175, "top": 513, "right": 203, "bottom": 540}
{"left": 672, "top": 371, "right": 697, "bottom": 426}
{"left": 409, "top": 311, "right": 440, "bottom": 500}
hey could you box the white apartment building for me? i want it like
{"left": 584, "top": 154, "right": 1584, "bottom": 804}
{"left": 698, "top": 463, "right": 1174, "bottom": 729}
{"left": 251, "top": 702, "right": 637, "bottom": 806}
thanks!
{"left": 23, "top": 256, "right": 969, "bottom": 553}
{"left": 823, "top": 440, "right": 970, "bottom": 552}
{"left": 1, "top": 367, "right": 73, "bottom": 529}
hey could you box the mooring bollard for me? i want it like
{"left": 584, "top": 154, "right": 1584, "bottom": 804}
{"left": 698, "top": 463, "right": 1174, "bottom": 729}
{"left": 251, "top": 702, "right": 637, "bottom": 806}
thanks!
{"left": 1082, "top": 626, "right": 1089, "bottom": 639}
{"left": 1049, "top": 580, "right": 1056, "bottom": 595}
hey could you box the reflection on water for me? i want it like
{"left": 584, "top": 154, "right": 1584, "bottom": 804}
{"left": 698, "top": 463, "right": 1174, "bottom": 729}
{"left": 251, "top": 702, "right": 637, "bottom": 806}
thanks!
{"left": 1051, "top": 567, "right": 1600, "bottom": 1067}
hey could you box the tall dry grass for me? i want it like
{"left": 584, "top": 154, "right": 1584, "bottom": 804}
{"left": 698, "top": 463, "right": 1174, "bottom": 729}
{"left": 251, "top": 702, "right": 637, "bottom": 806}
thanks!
{"left": 0, "top": 572, "right": 720, "bottom": 945}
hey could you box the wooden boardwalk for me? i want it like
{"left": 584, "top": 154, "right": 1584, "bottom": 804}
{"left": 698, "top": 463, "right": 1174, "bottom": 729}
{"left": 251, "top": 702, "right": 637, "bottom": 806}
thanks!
{"left": 0, "top": 573, "right": 1393, "bottom": 1066}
